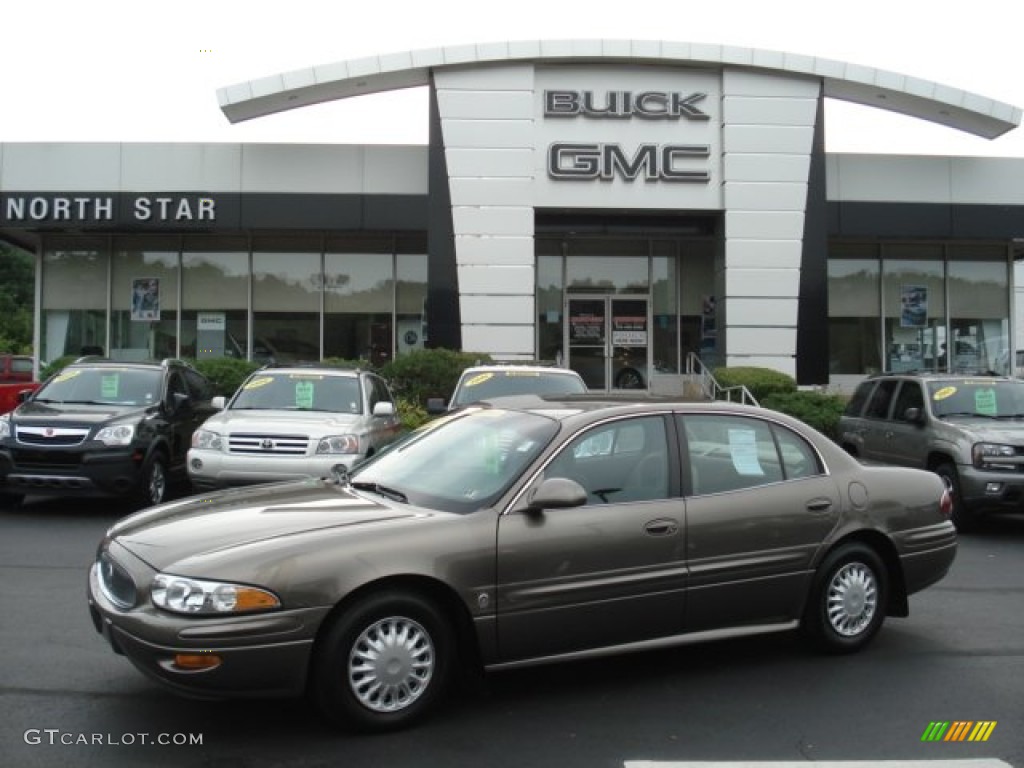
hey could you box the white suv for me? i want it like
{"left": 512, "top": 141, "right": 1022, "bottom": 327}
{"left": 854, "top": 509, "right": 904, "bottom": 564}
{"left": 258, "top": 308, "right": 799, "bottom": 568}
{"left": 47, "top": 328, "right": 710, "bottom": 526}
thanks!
{"left": 188, "top": 365, "right": 402, "bottom": 490}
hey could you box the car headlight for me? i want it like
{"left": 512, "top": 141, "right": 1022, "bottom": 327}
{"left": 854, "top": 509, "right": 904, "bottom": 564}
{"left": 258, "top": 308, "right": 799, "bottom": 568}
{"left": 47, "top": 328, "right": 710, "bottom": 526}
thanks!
{"left": 316, "top": 434, "right": 360, "bottom": 454}
{"left": 191, "top": 428, "right": 226, "bottom": 452}
{"left": 0, "top": 415, "right": 10, "bottom": 439}
{"left": 972, "top": 442, "right": 1018, "bottom": 470}
{"left": 151, "top": 573, "right": 280, "bottom": 615}
{"left": 95, "top": 424, "right": 135, "bottom": 446}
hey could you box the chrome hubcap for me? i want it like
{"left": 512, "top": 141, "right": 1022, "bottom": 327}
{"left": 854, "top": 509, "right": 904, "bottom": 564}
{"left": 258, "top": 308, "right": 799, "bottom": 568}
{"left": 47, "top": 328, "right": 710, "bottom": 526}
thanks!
{"left": 348, "top": 616, "right": 434, "bottom": 713}
{"left": 826, "top": 562, "right": 878, "bottom": 637}
{"left": 149, "top": 464, "right": 166, "bottom": 503}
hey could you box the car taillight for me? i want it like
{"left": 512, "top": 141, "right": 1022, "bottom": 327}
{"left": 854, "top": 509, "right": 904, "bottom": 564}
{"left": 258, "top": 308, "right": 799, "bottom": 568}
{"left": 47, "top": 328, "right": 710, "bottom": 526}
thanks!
{"left": 939, "top": 487, "right": 953, "bottom": 519}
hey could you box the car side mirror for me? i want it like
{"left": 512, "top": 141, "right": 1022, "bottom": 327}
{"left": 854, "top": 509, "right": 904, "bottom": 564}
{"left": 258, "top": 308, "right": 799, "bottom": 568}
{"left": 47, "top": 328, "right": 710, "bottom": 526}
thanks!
{"left": 426, "top": 397, "right": 447, "bottom": 415}
{"left": 372, "top": 401, "right": 396, "bottom": 417}
{"left": 211, "top": 396, "right": 226, "bottom": 410}
{"left": 526, "top": 477, "right": 588, "bottom": 512}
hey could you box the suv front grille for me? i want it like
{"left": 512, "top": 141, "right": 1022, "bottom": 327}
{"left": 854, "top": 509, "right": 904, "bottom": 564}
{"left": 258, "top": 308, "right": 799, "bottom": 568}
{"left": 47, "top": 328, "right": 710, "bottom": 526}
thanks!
{"left": 16, "top": 426, "right": 90, "bottom": 447}
{"left": 228, "top": 433, "right": 309, "bottom": 455}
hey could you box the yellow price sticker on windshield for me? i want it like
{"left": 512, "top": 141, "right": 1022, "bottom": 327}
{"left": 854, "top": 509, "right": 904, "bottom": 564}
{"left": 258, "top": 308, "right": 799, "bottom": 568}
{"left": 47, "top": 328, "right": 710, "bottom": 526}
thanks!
{"left": 243, "top": 376, "right": 274, "bottom": 390}
{"left": 465, "top": 373, "right": 494, "bottom": 387}
{"left": 933, "top": 386, "right": 957, "bottom": 401}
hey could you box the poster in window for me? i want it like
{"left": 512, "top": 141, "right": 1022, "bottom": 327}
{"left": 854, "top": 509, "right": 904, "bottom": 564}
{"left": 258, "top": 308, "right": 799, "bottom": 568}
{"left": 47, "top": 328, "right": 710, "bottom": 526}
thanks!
{"left": 900, "top": 284, "right": 927, "bottom": 328}
{"left": 131, "top": 277, "right": 160, "bottom": 322}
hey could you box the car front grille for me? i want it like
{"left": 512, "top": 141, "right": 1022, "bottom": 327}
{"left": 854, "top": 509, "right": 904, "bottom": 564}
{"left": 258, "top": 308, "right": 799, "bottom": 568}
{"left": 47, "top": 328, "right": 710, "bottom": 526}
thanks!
{"left": 16, "top": 426, "right": 89, "bottom": 447}
{"left": 228, "top": 433, "right": 309, "bottom": 456}
{"left": 96, "top": 551, "right": 137, "bottom": 609}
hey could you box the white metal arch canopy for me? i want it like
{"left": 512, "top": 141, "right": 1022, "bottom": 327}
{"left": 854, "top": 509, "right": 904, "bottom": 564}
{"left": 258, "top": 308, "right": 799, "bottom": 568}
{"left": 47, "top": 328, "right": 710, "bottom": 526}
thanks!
{"left": 217, "top": 38, "right": 1021, "bottom": 139}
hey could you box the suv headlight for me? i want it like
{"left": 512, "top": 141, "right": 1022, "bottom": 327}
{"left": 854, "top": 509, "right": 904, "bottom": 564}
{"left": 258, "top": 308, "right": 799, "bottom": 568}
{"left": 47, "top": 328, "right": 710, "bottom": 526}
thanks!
{"left": 0, "top": 415, "right": 10, "bottom": 439}
{"left": 191, "top": 428, "right": 226, "bottom": 452}
{"left": 151, "top": 573, "right": 280, "bottom": 615}
{"left": 316, "top": 434, "right": 360, "bottom": 454}
{"left": 972, "top": 442, "right": 1018, "bottom": 470}
{"left": 95, "top": 424, "right": 135, "bottom": 446}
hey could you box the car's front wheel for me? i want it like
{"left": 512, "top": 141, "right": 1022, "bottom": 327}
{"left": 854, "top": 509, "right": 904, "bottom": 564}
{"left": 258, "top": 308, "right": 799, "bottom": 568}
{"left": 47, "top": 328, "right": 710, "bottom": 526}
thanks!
{"left": 135, "top": 452, "right": 167, "bottom": 508}
{"left": 803, "top": 542, "right": 887, "bottom": 653}
{"left": 311, "top": 591, "right": 453, "bottom": 732}
{"left": 0, "top": 491, "right": 25, "bottom": 509}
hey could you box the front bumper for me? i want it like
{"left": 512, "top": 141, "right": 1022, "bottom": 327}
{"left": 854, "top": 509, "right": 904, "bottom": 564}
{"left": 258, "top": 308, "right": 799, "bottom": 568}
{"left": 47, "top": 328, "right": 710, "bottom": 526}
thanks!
{"left": 957, "top": 464, "right": 1024, "bottom": 513}
{"left": 187, "top": 449, "right": 361, "bottom": 491}
{"left": 87, "top": 546, "right": 330, "bottom": 699}
{"left": 0, "top": 444, "right": 144, "bottom": 498}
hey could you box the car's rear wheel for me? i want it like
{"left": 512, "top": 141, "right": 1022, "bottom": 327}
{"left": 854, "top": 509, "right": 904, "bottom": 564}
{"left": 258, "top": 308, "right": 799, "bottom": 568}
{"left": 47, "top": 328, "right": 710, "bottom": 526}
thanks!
{"left": 135, "top": 453, "right": 167, "bottom": 508}
{"left": 934, "top": 462, "right": 977, "bottom": 532}
{"left": 615, "top": 367, "right": 644, "bottom": 389}
{"left": 312, "top": 591, "right": 453, "bottom": 732}
{"left": 803, "top": 542, "right": 887, "bottom": 653}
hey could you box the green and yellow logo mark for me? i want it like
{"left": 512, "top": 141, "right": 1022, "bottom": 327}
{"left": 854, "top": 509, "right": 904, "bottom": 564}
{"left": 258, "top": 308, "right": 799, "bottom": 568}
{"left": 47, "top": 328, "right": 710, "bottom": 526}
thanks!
{"left": 921, "top": 721, "right": 997, "bottom": 742}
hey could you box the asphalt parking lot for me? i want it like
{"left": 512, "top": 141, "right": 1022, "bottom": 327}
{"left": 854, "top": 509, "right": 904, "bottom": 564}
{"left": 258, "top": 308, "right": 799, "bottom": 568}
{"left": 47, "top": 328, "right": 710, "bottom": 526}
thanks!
{"left": 0, "top": 496, "right": 1021, "bottom": 768}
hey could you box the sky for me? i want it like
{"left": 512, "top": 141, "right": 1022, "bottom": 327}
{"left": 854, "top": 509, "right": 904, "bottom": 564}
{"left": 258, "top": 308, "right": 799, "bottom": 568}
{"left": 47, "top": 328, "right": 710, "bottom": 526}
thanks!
{"left": 4, "top": 0, "right": 1024, "bottom": 157}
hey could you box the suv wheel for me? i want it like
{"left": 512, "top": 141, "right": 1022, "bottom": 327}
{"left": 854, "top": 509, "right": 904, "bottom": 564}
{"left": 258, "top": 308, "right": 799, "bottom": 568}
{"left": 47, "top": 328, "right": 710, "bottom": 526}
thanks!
{"left": 934, "top": 463, "right": 977, "bottom": 532}
{"left": 135, "top": 453, "right": 168, "bottom": 508}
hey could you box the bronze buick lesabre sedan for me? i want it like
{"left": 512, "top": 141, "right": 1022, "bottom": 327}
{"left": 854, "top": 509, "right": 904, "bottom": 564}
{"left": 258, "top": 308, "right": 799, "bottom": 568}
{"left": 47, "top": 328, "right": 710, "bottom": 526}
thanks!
{"left": 88, "top": 395, "right": 957, "bottom": 732}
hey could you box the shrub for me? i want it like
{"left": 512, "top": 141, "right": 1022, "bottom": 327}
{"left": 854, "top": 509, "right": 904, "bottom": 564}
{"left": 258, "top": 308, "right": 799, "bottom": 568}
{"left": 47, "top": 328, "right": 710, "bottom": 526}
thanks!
{"left": 188, "top": 357, "right": 261, "bottom": 398}
{"left": 761, "top": 390, "right": 846, "bottom": 440}
{"left": 379, "top": 348, "right": 492, "bottom": 408}
{"left": 712, "top": 366, "right": 797, "bottom": 403}
{"left": 396, "top": 397, "right": 430, "bottom": 431}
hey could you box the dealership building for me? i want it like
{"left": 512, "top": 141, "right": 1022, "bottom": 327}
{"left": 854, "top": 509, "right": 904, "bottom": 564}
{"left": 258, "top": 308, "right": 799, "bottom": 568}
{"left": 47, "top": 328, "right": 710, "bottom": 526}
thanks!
{"left": 2, "top": 39, "right": 1023, "bottom": 392}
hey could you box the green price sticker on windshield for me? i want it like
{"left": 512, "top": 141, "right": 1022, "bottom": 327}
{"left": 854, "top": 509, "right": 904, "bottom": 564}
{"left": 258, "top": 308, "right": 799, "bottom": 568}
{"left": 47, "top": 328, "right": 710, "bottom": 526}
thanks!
{"left": 101, "top": 375, "right": 119, "bottom": 399}
{"left": 295, "top": 380, "right": 314, "bottom": 409}
{"left": 974, "top": 388, "right": 997, "bottom": 416}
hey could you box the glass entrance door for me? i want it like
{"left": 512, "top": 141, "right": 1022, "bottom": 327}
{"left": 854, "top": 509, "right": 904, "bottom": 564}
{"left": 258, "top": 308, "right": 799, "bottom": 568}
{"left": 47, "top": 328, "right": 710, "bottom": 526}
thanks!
{"left": 566, "top": 295, "right": 651, "bottom": 391}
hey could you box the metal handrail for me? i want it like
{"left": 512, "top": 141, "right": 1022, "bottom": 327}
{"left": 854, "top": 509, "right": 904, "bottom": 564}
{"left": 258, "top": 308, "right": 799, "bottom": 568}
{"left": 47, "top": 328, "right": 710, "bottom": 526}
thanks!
{"left": 684, "top": 352, "right": 760, "bottom": 407}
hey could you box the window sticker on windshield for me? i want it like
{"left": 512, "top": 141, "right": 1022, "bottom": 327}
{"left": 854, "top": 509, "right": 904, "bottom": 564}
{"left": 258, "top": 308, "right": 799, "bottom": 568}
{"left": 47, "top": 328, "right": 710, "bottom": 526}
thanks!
{"left": 465, "top": 373, "right": 494, "bottom": 387}
{"left": 933, "top": 386, "right": 957, "bottom": 401}
{"left": 101, "top": 375, "right": 120, "bottom": 399}
{"left": 295, "top": 380, "right": 314, "bottom": 409}
{"left": 728, "top": 428, "right": 764, "bottom": 477}
{"left": 975, "top": 388, "right": 998, "bottom": 416}
{"left": 243, "top": 376, "right": 274, "bottom": 390}
{"left": 54, "top": 370, "right": 82, "bottom": 383}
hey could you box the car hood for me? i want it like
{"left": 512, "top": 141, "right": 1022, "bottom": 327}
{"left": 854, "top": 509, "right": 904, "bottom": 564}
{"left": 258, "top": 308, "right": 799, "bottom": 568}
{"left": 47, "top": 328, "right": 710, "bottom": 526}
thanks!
{"left": 205, "top": 409, "right": 361, "bottom": 431}
{"left": 12, "top": 399, "right": 146, "bottom": 424}
{"left": 109, "top": 480, "right": 428, "bottom": 571}
{"left": 940, "top": 417, "right": 1024, "bottom": 442}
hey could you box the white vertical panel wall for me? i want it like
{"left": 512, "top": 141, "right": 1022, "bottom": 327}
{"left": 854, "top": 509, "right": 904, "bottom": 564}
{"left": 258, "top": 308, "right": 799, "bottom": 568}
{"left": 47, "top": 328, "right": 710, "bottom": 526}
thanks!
{"left": 434, "top": 66, "right": 537, "bottom": 359}
{"left": 721, "top": 69, "right": 821, "bottom": 378}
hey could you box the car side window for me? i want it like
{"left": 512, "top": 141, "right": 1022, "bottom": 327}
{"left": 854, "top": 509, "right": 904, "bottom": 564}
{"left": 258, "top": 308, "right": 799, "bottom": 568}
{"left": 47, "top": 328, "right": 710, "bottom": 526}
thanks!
{"left": 772, "top": 425, "right": 823, "bottom": 480}
{"left": 864, "top": 378, "right": 899, "bottom": 420}
{"left": 544, "top": 415, "right": 670, "bottom": 504}
{"left": 681, "top": 414, "right": 785, "bottom": 496}
{"left": 166, "top": 371, "right": 188, "bottom": 404}
{"left": 892, "top": 381, "right": 924, "bottom": 423}
{"left": 183, "top": 369, "right": 212, "bottom": 402}
{"left": 844, "top": 381, "right": 875, "bottom": 417}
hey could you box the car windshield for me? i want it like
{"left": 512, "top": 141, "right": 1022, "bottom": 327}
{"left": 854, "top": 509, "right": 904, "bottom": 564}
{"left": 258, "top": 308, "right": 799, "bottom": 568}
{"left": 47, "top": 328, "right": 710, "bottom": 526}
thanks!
{"left": 451, "top": 370, "right": 586, "bottom": 407}
{"left": 231, "top": 372, "right": 362, "bottom": 413}
{"left": 34, "top": 367, "right": 162, "bottom": 406}
{"left": 927, "top": 378, "right": 1024, "bottom": 418}
{"left": 350, "top": 407, "right": 559, "bottom": 513}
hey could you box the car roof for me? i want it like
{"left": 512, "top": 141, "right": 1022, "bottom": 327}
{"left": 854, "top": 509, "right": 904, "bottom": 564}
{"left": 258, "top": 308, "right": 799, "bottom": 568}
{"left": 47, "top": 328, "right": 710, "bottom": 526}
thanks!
{"left": 252, "top": 364, "right": 365, "bottom": 377}
{"left": 66, "top": 357, "right": 193, "bottom": 371}
{"left": 866, "top": 371, "right": 1013, "bottom": 382}
{"left": 460, "top": 364, "right": 582, "bottom": 376}
{"left": 469, "top": 393, "right": 761, "bottom": 420}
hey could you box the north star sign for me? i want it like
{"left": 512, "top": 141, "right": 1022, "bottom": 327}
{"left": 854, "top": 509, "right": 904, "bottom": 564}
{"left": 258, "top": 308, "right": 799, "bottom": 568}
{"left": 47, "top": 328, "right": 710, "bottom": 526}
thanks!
{"left": 2, "top": 194, "right": 216, "bottom": 225}
{"left": 544, "top": 89, "right": 712, "bottom": 183}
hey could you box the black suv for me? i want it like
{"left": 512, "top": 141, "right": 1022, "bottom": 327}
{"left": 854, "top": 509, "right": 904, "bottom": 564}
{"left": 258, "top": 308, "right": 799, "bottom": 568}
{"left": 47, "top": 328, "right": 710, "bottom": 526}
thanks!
{"left": 0, "top": 358, "right": 216, "bottom": 509}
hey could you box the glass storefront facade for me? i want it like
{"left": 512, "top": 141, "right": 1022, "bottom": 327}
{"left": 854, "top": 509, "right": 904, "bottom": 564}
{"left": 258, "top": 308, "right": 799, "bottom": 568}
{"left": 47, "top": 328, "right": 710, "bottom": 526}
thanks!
{"left": 41, "top": 234, "right": 428, "bottom": 366}
{"left": 828, "top": 241, "right": 1013, "bottom": 376}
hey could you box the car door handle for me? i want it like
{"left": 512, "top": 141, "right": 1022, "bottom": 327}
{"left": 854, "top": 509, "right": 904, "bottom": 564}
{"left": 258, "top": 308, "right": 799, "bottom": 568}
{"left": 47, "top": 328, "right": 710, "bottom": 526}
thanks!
{"left": 805, "top": 499, "right": 833, "bottom": 513}
{"left": 644, "top": 519, "right": 678, "bottom": 536}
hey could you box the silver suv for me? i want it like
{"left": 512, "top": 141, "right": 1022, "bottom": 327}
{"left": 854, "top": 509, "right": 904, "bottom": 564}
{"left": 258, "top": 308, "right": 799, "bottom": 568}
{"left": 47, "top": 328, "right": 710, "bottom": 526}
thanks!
{"left": 188, "top": 365, "right": 402, "bottom": 490}
{"left": 838, "top": 372, "right": 1024, "bottom": 529}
